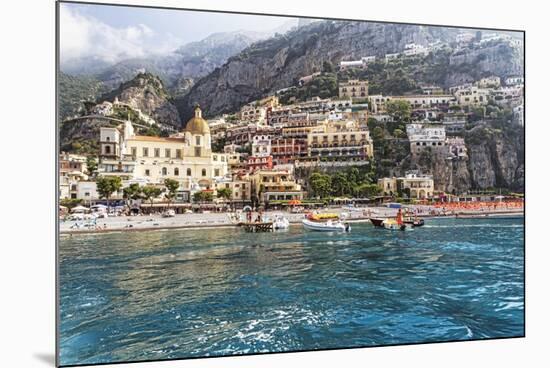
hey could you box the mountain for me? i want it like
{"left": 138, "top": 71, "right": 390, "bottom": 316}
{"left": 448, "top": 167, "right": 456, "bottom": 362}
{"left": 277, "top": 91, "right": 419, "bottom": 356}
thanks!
{"left": 98, "top": 72, "right": 181, "bottom": 128}
{"left": 176, "top": 21, "right": 523, "bottom": 120}
{"left": 58, "top": 72, "right": 108, "bottom": 121}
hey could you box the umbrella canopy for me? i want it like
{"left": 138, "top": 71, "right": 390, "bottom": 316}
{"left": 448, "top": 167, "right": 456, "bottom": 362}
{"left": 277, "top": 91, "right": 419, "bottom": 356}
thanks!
{"left": 71, "top": 205, "right": 89, "bottom": 213}
{"left": 288, "top": 200, "right": 302, "bottom": 205}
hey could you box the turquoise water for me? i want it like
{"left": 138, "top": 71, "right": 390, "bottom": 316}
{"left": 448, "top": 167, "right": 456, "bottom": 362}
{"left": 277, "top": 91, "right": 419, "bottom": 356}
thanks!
{"left": 59, "top": 217, "right": 524, "bottom": 366}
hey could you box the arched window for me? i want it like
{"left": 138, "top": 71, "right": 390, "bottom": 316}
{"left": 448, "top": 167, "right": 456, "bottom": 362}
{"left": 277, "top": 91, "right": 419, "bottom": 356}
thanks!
{"left": 187, "top": 168, "right": 191, "bottom": 176}
{"left": 202, "top": 169, "right": 206, "bottom": 177}
{"left": 105, "top": 145, "right": 111, "bottom": 154}
{"left": 162, "top": 167, "right": 167, "bottom": 175}
{"left": 174, "top": 168, "right": 179, "bottom": 176}
{"left": 106, "top": 137, "right": 110, "bottom": 142}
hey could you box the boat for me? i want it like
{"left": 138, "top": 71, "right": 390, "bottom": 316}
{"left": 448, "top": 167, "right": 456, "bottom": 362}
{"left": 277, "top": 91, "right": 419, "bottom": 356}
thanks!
{"left": 369, "top": 218, "right": 386, "bottom": 227}
{"left": 307, "top": 213, "right": 340, "bottom": 221}
{"left": 162, "top": 209, "right": 176, "bottom": 218}
{"left": 273, "top": 216, "right": 290, "bottom": 230}
{"left": 403, "top": 217, "right": 425, "bottom": 227}
{"left": 382, "top": 218, "right": 408, "bottom": 231}
{"left": 302, "top": 219, "right": 350, "bottom": 232}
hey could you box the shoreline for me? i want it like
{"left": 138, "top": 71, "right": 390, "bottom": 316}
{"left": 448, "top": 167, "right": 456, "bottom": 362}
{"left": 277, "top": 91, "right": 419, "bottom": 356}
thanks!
{"left": 60, "top": 207, "right": 524, "bottom": 236}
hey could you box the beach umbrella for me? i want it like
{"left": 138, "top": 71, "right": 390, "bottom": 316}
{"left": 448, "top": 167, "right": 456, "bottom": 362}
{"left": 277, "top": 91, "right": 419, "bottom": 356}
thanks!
{"left": 71, "top": 205, "right": 89, "bottom": 213}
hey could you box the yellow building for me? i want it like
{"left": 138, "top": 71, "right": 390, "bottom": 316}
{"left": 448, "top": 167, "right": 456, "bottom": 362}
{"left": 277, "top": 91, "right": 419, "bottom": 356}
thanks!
{"left": 99, "top": 106, "right": 228, "bottom": 192}
{"left": 339, "top": 79, "right": 369, "bottom": 100}
{"left": 251, "top": 169, "right": 304, "bottom": 202}
{"left": 378, "top": 172, "right": 434, "bottom": 199}
{"left": 306, "top": 121, "right": 374, "bottom": 163}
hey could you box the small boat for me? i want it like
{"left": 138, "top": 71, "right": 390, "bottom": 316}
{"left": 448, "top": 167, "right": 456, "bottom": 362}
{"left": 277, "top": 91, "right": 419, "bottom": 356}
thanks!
{"left": 273, "top": 216, "right": 290, "bottom": 230}
{"left": 369, "top": 218, "right": 386, "bottom": 228}
{"left": 404, "top": 218, "right": 425, "bottom": 227}
{"left": 302, "top": 219, "right": 350, "bottom": 232}
{"left": 162, "top": 209, "right": 176, "bottom": 218}
{"left": 382, "top": 218, "right": 409, "bottom": 231}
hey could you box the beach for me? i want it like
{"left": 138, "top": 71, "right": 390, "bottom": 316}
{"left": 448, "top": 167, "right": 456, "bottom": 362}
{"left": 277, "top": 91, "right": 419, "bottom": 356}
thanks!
{"left": 59, "top": 205, "right": 524, "bottom": 235}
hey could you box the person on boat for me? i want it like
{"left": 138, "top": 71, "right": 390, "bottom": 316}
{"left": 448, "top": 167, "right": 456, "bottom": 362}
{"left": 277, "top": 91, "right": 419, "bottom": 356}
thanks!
{"left": 396, "top": 208, "right": 403, "bottom": 226}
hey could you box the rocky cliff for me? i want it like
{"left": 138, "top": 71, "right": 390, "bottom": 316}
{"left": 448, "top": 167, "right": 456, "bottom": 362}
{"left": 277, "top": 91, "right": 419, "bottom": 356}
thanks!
{"left": 98, "top": 72, "right": 181, "bottom": 128}
{"left": 409, "top": 122, "right": 524, "bottom": 193}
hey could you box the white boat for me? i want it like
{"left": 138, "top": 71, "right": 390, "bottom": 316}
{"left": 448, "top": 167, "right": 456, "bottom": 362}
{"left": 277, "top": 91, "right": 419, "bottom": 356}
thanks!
{"left": 302, "top": 219, "right": 350, "bottom": 232}
{"left": 382, "top": 218, "right": 412, "bottom": 231}
{"left": 162, "top": 209, "right": 176, "bottom": 218}
{"left": 273, "top": 216, "right": 290, "bottom": 230}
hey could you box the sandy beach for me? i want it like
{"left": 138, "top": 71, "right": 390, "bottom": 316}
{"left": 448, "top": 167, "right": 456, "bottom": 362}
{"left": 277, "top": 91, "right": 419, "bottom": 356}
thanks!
{"left": 59, "top": 205, "right": 524, "bottom": 235}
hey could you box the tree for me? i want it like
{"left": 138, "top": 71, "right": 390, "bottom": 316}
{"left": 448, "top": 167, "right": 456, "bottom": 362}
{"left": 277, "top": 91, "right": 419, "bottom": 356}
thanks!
{"left": 385, "top": 100, "right": 412, "bottom": 122}
{"left": 393, "top": 128, "right": 406, "bottom": 138}
{"left": 164, "top": 179, "right": 180, "bottom": 207}
{"left": 96, "top": 176, "right": 122, "bottom": 201}
{"left": 141, "top": 185, "right": 163, "bottom": 208}
{"left": 193, "top": 191, "right": 213, "bottom": 203}
{"left": 322, "top": 60, "right": 334, "bottom": 73}
{"left": 331, "top": 172, "right": 353, "bottom": 197}
{"left": 371, "top": 126, "right": 385, "bottom": 142}
{"left": 356, "top": 183, "right": 382, "bottom": 198}
{"left": 123, "top": 183, "right": 142, "bottom": 201}
{"left": 86, "top": 156, "right": 98, "bottom": 177}
{"left": 309, "top": 172, "right": 332, "bottom": 198}
{"left": 217, "top": 187, "right": 232, "bottom": 201}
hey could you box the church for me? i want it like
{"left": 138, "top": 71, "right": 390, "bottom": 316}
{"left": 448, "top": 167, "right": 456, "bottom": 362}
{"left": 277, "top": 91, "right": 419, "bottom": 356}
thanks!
{"left": 98, "top": 106, "right": 228, "bottom": 194}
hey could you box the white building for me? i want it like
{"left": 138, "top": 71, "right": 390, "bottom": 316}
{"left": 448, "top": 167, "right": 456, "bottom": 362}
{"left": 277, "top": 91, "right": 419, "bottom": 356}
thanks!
{"left": 406, "top": 123, "right": 446, "bottom": 155}
{"left": 403, "top": 43, "right": 429, "bottom": 57}
{"left": 251, "top": 134, "right": 272, "bottom": 157}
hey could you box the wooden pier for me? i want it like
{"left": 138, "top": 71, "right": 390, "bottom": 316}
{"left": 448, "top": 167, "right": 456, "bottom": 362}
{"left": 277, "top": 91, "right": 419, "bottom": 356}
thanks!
{"left": 240, "top": 222, "right": 274, "bottom": 232}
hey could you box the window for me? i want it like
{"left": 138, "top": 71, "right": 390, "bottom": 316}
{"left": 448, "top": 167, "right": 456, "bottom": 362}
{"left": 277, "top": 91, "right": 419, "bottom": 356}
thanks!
{"left": 143, "top": 148, "right": 149, "bottom": 157}
{"left": 145, "top": 169, "right": 150, "bottom": 176}
{"left": 162, "top": 167, "right": 167, "bottom": 175}
{"left": 106, "top": 137, "right": 110, "bottom": 142}
{"left": 165, "top": 149, "right": 171, "bottom": 158}
{"left": 105, "top": 145, "right": 111, "bottom": 154}
{"left": 202, "top": 169, "right": 206, "bottom": 177}
{"left": 187, "top": 168, "right": 191, "bottom": 176}
{"left": 195, "top": 136, "right": 201, "bottom": 145}
{"left": 176, "top": 149, "right": 182, "bottom": 159}
{"left": 195, "top": 147, "right": 201, "bottom": 157}
{"left": 131, "top": 147, "right": 137, "bottom": 157}
{"left": 174, "top": 168, "right": 179, "bottom": 176}
{"left": 215, "top": 169, "right": 220, "bottom": 176}
{"left": 154, "top": 148, "right": 160, "bottom": 158}
{"left": 213, "top": 155, "right": 218, "bottom": 161}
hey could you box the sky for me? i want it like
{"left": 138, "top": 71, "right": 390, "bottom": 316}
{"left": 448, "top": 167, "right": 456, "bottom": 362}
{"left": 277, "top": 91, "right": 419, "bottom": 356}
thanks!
{"left": 59, "top": 2, "right": 295, "bottom": 64}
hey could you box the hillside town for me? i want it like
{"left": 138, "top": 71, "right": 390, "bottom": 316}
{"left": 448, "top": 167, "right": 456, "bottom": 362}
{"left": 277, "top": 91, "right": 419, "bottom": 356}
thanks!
{"left": 59, "top": 30, "right": 524, "bottom": 216}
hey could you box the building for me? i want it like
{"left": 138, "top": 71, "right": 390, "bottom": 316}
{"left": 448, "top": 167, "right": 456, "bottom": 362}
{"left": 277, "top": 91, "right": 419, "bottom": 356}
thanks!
{"left": 369, "top": 94, "right": 455, "bottom": 113}
{"left": 385, "top": 53, "right": 400, "bottom": 61}
{"left": 270, "top": 138, "right": 307, "bottom": 165}
{"left": 505, "top": 76, "right": 524, "bottom": 86}
{"left": 406, "top": 123, "right": 446, "bottom": 155}
{"left": 477, "top": 76, "right": 501, "bottom": 88}
{"left": 307, "top": 121, "right": 374, "bottom": 163}
{"left": 246, "top": 155, "right": 274, "bottom": 172}
{"left": 442, "top": 117, "right": 467, "bottom": 134}
{"left": 339, "top": 79, "right": 369, "bottom": 100}
{"left": 403, "top": 43, "right": 429, "bottom": 57}
{"left": 378, "top": 172, "right": 434, "bottom": 199}
{"left": 240, "top": 104, "right": 267, "bottom": 124}
{"left": 251, "top": 134, "right": 272, "bottom": 157}
{"left": 59, "top": 153, "right": 89, "bottom": 199}
{"left": 446, "top": 137, "right": 468, "bottom": 159}
{"left": 453, "top": 86, "right": 490, "bottom": 106}
{"left": 513, "top": 104, "right": 524, "bottom": 126}
{"left": 213, "top": 178, "right": 251, "bottom": 203}
{"left": 250, "top": 169, "right": 304, "bottom": 203}
{"left": 298, "top": 72, "right": 321, "bottom": 86}
{"left": 98, "top": 106, "right": 228, "bottom": 195}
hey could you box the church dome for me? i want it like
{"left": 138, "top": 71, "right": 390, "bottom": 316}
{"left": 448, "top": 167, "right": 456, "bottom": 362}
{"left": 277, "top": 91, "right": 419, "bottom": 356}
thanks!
{"left": 184, "top": 105, "right": 210, "bottom": 135}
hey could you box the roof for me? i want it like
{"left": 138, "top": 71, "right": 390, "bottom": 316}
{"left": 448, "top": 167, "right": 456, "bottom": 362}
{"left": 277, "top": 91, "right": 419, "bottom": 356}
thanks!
{"left": 184, "top": 106, "right": 210, "bottom": 135}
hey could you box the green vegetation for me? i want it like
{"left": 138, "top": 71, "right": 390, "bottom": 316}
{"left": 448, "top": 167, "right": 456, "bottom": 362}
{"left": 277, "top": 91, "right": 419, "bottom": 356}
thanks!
{"left": 163, "top": 179, "right": 180, "bottom": 206}
{"left": 59, "top": 72, "right": 106, "bottom": 121}
{"left": 193, "top": 191, "right": 214, "bottom": 202}
{"left": 278, "top": 73, "right": 338, "bottom": 104}
{"left": 86, "top": 156, "right": 98, "bottom": 177}
{"left": 307, "top": 165, "right": 378, "bottom": 199}
{"left": 96, "top": 176, "right": 122, "bottom": 200}
{"left": 122, "top": 183, "right": 142, "bottom": 201}
{"left": 216, "top": 187, "right": 232, "bottom": 200}
{"left": 141, "top": 185, "right": 163, "bottom": 207}
{"left": 59, "top": 198, "right": 83, "bottom": 208}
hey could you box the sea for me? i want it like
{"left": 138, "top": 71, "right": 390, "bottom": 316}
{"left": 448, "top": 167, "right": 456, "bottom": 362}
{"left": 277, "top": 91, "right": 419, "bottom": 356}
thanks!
{"left": 58, "top": 217, "right": 524, "bottom": 366}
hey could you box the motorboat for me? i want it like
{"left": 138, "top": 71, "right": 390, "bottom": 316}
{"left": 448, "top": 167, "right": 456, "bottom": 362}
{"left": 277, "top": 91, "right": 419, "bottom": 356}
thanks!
{"left": 403, "top": 217, "right": 425, "bottom": 227}
{"left": 306, "top": 213, "right": 340, "bottom": 221}
{"left": 302, "top": 219, "right": 350, "bottom": 232}
{"left": 369, "top": 218, "right": 386, "bottom": 227}
{"left": 162, "top": 209, "right": 176, "bottom": 218}
{"left": 273, "top": 215, "right": 290, "bottom": 230}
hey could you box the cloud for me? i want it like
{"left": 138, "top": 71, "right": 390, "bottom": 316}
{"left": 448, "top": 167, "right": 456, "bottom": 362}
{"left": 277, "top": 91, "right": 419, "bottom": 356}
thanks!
{"left": 59, "top": 5, "right": 180, "bottom": 65}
